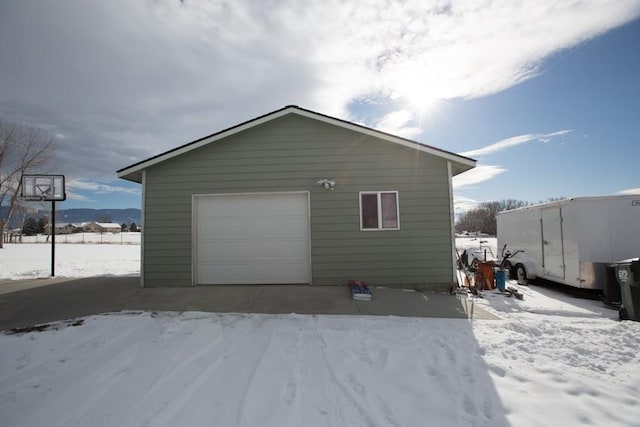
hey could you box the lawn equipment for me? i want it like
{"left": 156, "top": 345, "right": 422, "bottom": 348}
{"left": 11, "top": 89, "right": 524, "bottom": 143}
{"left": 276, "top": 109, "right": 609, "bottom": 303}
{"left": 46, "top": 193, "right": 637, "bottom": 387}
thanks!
{"left": 497, "top": 244, "right": 525, "bottom": 299}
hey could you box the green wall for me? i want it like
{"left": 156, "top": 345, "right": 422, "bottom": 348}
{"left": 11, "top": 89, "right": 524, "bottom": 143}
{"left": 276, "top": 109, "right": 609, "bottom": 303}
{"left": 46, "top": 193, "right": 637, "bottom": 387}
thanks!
{"left": 142, "top": 114, "right": 455, "bottom": 289}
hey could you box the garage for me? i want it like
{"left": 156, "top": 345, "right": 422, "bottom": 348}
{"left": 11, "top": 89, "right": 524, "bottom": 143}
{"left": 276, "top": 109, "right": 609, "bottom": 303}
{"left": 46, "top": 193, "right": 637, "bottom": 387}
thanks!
{"left": 193, "top": 192, "right": 311, "bottom": 285}
{"left": 118, "top": 106, "right": 476, "bottom": 288}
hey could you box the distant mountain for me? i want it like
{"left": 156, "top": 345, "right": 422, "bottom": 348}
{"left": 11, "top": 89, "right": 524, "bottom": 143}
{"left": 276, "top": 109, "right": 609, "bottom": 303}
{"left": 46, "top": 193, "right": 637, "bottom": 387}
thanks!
{"left": 57, "top": 209, "right": 141, "bottom": 225}
{"left": 2, "top": 207, "right": 141, "bottom": 228}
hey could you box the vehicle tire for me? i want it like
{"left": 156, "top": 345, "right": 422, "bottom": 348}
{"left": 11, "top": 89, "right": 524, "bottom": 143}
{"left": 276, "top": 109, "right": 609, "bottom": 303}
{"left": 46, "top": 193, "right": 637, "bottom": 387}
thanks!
{"left": 515, "top": 264, "right": 528, "bottom": 285}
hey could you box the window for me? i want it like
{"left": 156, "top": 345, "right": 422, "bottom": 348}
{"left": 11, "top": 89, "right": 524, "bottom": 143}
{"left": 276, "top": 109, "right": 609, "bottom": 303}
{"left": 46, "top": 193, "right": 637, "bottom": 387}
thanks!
{"left": 359, "top": 191, "right": 399, "bottom": 230}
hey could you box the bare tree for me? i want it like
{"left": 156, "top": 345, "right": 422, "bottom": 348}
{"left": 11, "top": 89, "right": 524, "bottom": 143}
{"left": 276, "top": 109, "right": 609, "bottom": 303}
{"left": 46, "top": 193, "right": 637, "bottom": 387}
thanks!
{"left": 0, "top": 118, "right": 54, "bottom": 248}
{"left": 455, "top": 199, "right": 530, "bottom": 235}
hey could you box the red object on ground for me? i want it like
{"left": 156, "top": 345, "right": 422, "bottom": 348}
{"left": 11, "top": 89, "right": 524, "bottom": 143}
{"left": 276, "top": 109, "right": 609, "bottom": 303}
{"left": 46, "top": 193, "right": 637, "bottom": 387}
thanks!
{"left": 475, "top": 262, "right": 496, "bottom": 290}
{"left": 348, "top": 279, "right": 367, "bottom": 287}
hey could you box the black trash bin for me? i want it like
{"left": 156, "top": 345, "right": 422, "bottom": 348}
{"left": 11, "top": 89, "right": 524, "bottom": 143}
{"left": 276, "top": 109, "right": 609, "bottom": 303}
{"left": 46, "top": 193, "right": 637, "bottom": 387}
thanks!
{"left": 613, "top": 258, "right": 640, "bottom": 321}
{"left": 603, "top": 266, "right": 622, "bottom": 307}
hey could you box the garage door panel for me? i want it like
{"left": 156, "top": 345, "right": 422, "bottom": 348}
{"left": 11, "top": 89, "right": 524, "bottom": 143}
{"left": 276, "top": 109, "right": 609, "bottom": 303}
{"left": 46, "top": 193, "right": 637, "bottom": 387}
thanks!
{"left": 195, "top": 192, "right": 310, "bottom": 285}
{"left": 198, "top": 195, "right": 307, "bottom": 217}
{"left": 198, "top": 216, "right": 309, "bottom": 240}
{"left": 197, "top": 239, "right": 309, "bottom": 262}
{"left": 197, "top": 262, "right": 310, "bottom": 285}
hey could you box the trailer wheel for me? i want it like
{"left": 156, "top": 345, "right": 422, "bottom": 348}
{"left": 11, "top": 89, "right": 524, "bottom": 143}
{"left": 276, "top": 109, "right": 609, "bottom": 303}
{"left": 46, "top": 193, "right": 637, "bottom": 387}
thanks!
{"left": 515, "top": 264, "right": 528, "bottom": 285}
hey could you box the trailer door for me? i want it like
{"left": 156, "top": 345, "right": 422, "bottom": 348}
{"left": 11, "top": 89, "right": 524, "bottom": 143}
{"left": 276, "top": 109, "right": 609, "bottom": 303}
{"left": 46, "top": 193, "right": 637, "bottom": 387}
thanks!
{"left": 541, "top": 208, "right": 565, "bottom": 279}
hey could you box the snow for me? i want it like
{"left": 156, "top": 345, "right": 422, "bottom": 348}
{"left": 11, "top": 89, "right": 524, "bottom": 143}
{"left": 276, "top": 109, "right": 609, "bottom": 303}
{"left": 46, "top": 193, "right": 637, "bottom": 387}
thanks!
{"left": 1, "top": 241, "right": 640, "bottom": 426}
{"left": 456, "top": 236, "right": 498, "bottom": 253}
{"left": 470, "top": 287, "right": 640, "bottom": 426}
{"left": 0, "top": 242, "right": 140, "bottom": 280}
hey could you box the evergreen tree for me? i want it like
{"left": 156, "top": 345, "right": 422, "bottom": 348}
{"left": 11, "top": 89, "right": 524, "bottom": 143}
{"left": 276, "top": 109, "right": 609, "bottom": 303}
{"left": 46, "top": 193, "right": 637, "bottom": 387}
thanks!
{"left": 22, "top": 217, "right": 39, "bottom": 235}
{"left": 37, "top": 216, "right": 49, "bottom": 234}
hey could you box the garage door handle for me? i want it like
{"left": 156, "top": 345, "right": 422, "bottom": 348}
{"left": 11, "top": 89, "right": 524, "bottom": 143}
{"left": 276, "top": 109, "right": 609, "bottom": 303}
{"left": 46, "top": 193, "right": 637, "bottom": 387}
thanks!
{"left": 543, "top": 240, "right": 550, "bottom": 245}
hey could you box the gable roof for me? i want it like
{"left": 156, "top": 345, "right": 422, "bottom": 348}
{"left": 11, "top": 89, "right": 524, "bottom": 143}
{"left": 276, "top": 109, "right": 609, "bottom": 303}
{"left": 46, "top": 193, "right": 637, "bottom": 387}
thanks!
{"left": 117, "top": 105, "right": 476, "bottom": 183}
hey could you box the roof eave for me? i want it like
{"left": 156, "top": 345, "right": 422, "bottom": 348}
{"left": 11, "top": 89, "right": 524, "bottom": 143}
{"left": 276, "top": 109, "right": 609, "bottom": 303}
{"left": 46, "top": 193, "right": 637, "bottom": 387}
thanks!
{"left": 116, "top": 105, "right": 477, "bottom": 180}
{"left": 450, "top": 160, "right": 477, "bottom": 177}
{"left": 118, "top": 170, "right": 143, "bottom": 183}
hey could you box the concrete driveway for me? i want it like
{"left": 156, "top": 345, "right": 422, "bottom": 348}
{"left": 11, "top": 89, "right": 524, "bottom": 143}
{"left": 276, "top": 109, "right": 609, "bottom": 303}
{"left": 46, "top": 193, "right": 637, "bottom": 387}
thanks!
{"left": 0, "top": 277, "right": 498, "bottom": 330}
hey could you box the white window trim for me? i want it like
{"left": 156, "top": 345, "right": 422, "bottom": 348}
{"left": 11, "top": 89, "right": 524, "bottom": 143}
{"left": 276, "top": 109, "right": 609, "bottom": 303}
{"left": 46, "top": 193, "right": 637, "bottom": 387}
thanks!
{"left": 359, "top": 191, "right": 400, "bottom": 231}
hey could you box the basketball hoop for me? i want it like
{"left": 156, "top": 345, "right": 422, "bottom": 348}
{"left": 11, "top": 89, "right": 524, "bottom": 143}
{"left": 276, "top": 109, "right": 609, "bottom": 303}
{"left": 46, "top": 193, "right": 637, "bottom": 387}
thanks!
{"left": 21, "top": 174, "right": 66, "bottom": 201}
{"left": 20, "top": 174, "right": 66, "bottom": 277}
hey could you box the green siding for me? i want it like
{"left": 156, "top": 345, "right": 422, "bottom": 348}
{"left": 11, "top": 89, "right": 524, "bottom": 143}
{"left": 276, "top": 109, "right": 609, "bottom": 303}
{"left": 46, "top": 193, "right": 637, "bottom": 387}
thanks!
{"left": 142, "top": 114, "right": 455, "bottom": 288}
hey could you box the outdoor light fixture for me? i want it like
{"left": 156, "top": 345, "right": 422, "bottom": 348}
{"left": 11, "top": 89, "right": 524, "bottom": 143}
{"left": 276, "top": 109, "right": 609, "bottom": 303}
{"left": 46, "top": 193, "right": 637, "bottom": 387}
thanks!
{"left": 316, "top": 178, "right": 336, "bottom": 190}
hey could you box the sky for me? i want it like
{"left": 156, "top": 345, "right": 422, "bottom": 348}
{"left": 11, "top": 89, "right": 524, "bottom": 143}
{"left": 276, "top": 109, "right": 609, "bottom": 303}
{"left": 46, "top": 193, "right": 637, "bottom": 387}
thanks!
{"left": 1, "top": 0, "right": 639, "bottom": 213}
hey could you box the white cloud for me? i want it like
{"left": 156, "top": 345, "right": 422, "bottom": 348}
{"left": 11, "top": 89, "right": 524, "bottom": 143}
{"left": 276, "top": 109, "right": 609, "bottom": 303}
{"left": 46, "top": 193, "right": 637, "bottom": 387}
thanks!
{"left": 453, "top": 195, "right": 480, "bottom": 215}
{"left": 619, "top": 188, "right": 640, "bottom": 195}
{"left": 66, "top": 191, "right": 93, "bottom": 202}
{"left": 66, "top": 179, "right": 140, "bottom": 195}
{"left": 375, "top": 110, "right": 423, "bottom": 138}
{"left": 300, "top": 0, "right": 640, "bottom": 112}
{"left": 0, "top": 1, "right": 638, "bottom": 187}
{"left": 452, "top": 165, "right": 507, "bottom": 190}
{"left": 461, "top": 130, "right": 573, "bottom": 158}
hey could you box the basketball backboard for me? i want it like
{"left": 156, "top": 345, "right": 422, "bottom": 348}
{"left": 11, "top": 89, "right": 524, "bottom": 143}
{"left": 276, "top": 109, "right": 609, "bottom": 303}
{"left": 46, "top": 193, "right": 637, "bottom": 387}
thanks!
{"left": 21, "top": 174, "right": 66, "bottom": 201}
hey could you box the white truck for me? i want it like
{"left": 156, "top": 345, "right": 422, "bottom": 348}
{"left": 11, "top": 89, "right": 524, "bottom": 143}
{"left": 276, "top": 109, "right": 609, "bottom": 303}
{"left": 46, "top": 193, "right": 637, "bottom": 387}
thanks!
{"left": 496, "top": 195, "right": 640, "bottom": 289}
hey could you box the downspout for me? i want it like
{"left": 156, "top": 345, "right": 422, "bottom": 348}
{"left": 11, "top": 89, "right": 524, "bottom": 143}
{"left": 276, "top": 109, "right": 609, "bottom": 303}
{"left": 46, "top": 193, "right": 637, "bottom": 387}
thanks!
{"left": 447, "top": 161, "right": 457, "bottom": 286}
{"left": 140, "top": 170, "right": 146, "bottom": 288}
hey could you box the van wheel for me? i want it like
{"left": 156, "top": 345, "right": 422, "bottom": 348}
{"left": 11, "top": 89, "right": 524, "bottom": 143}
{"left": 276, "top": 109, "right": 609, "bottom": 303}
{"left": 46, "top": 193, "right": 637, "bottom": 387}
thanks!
{"left": 515, "top": 264, "right": 528, "bottom": 285}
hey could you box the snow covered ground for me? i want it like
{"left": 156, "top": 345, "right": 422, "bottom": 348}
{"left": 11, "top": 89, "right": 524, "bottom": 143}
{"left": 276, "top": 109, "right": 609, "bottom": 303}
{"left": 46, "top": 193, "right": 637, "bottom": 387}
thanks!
{"left": 0, "top": 242, "right": 140, "bottom": 280}
{"left": 1, "top": 241, "right": 640, "bottom": 426}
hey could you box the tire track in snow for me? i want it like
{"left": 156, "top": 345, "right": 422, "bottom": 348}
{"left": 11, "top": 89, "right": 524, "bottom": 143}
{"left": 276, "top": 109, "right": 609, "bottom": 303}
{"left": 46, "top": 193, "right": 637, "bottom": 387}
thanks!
{"left": 33, "top": 314, "right": 215, "bottom": 427}
{"left": 0, "top": 312, "right": 153, "bottom": 413}
{"left": 314, "top": 329, "right": 379, "bottom": 427}
{"left": 141, "top": 320, "right": 225, "bottom": 397}
{"left": 141, "top": 340, "right": 227, "bottom": 426}
{"left": 280, "top": 316, "right": 303, "bottom": 416}
{"left": 297, "top": 321, "right": 349, "bottom": 426}
{"left": 233, "top": 318, "right": 278, "bottom": 427}
{"left": 134, "top": 320, "right": 227, "bottom": 425}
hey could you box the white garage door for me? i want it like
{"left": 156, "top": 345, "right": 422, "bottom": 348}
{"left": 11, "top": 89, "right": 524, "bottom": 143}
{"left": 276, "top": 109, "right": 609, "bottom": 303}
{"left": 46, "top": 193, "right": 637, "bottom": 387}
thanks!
{"left": 194, "top": 192, "right": 310, "bottom": 285}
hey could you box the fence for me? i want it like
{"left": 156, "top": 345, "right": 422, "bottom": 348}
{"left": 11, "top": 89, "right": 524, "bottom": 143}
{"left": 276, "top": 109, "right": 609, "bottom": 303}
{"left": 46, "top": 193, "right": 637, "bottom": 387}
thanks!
{"left": 6, "top": 232, "right": 141, "bottom": 245}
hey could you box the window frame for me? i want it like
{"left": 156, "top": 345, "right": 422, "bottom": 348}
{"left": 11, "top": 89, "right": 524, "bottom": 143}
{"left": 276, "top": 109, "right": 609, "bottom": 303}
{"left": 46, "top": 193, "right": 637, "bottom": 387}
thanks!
{"left": 359, "top": 191, "right": 400, "bottom": 231}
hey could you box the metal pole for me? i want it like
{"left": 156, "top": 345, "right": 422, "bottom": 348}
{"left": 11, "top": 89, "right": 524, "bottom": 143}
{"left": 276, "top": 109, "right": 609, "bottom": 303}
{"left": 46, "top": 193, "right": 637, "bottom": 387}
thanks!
{"left": 51, "top": 200, "right": 55, "bottom": 277}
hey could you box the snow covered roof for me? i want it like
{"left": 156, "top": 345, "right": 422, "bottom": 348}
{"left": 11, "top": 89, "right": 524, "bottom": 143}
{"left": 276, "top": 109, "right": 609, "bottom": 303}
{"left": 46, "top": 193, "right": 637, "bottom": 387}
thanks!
{"left": 92, "top": 222, "right": 122, "bottom": 229}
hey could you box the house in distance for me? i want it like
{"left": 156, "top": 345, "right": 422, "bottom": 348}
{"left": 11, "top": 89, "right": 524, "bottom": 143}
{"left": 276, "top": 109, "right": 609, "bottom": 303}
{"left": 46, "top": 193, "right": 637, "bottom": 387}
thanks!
{"left": 44, "top": 221, "right": 123, "bottom": 235}
{"left": 118, "top": 106, "right": 476, "bottom": 289}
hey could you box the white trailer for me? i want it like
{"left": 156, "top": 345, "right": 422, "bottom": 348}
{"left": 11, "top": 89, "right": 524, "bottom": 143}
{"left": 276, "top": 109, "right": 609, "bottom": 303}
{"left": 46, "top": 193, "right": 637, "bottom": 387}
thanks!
{"left": 497, "top": 195, "right": 640, "bottom": 289}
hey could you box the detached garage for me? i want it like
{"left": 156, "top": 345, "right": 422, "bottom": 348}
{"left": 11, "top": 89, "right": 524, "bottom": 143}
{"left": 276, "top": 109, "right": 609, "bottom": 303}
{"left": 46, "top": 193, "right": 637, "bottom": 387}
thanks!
{"left": 118, "top": 106, "right": 475, "bottom": 289}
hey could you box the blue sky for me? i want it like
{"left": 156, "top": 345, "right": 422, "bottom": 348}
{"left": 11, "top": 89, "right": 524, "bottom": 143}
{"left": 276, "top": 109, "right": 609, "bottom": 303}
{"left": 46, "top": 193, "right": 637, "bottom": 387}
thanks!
{"left": 447, "top": 20, "right": 640, "bottom": 209}
{"left": 1, "top": 1, "right": 639, "bottom": 213}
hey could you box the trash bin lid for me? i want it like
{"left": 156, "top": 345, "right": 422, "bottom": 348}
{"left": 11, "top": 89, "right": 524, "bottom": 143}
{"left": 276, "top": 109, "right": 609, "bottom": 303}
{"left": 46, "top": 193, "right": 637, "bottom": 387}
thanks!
{"left": 610, "top": 258, "right": 640, "bottom": 267}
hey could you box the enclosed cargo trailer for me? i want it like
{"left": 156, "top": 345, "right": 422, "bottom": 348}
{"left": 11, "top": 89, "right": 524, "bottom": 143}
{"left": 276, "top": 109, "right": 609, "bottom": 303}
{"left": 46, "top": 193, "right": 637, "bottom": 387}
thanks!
{"left": 497, "top": 195, "right": 640, "bottom": 289}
